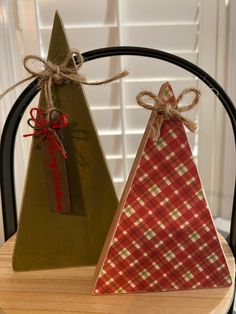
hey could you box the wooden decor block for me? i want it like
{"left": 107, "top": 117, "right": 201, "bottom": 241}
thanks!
{"left": 13, "top": 12, "right": 117, "bottom": 271}
{"left": 93, "top": 82, "right": 232, "bottom": 294}
{"left": 0, "top": 235, "right": 235, "bottom": 313}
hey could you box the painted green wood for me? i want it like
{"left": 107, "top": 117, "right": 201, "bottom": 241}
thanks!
{"left": 12, "top": 12, "right": 118, "bottom": 271}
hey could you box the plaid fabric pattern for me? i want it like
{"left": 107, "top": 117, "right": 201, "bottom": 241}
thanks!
{"left": 93, "top": 83, "right": 231, "bottom": 295}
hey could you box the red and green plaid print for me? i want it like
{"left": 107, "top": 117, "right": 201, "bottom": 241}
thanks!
{"left": 93, "top": 83, "right": 231, "bottom": 295}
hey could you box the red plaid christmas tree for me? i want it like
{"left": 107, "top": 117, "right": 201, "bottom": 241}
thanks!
{"left": 92, "top": 82, "right": 232, "bottom": 295}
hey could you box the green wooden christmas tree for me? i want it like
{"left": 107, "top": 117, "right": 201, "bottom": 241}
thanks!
{"left": 13, "top": 12, "right": 118, "bottom": 271}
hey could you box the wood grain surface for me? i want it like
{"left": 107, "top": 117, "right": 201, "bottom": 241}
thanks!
{"left": 0, "top": 234, "right": 234, "bottom": 313}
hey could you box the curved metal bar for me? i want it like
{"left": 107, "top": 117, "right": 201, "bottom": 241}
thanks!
{"left": 1, "top": 46, "right": 235, "bottom": 254}
{"left": 0, "top": 80, "right": 40, "bottom": 240}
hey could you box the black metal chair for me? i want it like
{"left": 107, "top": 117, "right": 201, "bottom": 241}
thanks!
{"left": 1, "top": 46, "right": 235, "bottom": 313}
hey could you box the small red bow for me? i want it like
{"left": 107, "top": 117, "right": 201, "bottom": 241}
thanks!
{"left": 24, "top": 107, "right": 69, "bottom": 158}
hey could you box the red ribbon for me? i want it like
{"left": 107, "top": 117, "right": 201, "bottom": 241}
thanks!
{"left": 24, "top": 107, "right": 69, "bottom": 158}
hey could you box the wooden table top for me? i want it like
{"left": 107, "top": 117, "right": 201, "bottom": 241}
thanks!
{"left": 0, "top": 234, "right": 234, "bottom": 314}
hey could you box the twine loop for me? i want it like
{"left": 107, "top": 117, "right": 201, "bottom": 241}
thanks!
{"left": 23, "top": 50, "right": 84, "bottom": 85}
{"left": 136, "top": 87, "right": 201, "bottom": 140}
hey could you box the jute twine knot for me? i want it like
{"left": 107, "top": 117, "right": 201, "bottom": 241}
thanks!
{"left": 136, "top": 87, "right": 201, "bottom": 141}
{"left": 0, "top": 49, "right": 129, "bottom": 110}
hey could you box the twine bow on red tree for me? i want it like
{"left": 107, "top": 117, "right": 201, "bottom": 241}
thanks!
{"left": 24, "top": 107, "right": 69, "bottom": 158}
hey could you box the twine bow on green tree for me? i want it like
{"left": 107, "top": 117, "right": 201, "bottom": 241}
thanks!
{"left": 0, "top": 49, "right": 129, "bottom": 110}
{"left": 0, "top": 49, "right": 129, "bottom": 158}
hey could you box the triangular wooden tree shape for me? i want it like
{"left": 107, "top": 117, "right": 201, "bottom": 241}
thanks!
{"left": 93, "top": 82, "right": 231, "bottom": 294}
{"left": 13, "top": 12, "right": 117, "bottom": 271}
